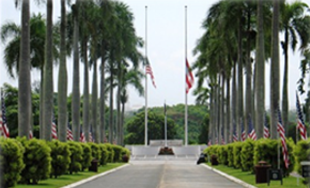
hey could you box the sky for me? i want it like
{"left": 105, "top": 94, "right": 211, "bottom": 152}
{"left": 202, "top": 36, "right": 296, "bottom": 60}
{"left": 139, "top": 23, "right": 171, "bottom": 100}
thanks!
{"left": 0, "top": 0, "right": 310, "bottom": 111}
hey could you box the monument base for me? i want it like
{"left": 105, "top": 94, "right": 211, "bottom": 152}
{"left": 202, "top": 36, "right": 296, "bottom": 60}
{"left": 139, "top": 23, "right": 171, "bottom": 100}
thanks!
{"left": 158, "top": 147, "right": 174, "bottom": 155}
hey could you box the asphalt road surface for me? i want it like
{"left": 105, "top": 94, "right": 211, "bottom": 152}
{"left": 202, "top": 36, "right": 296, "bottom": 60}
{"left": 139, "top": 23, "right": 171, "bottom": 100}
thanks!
{"left": 75, "top": 156, "right": 242, "bottom": 188}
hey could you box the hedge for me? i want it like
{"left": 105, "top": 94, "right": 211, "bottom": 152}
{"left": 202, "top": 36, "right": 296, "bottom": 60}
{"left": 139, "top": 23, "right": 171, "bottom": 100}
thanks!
{"left": 88, "top": 142, "right": 101, "bottom": 162}
{"left": 104, "top": 143, "right": 115, "bottom": 163}
{"left": 112, "top": 145, "right": 124, "bottom": 162}
{"left": 0, "top": 138, "right": 25, "bottom": 188}
{"left": 218, "top": 145, "right": 228, "bottom": 165}
{"left": 241, "top": 139, "right": 255, "bottom": 172}
{"left": 79, "top": 143, "right": 92, "bottom": 171}
{"left": 233, "top": 142, "right": 243, "bottom": 169}
{"left": 67, "top": 141, "right": 83, "bottom": 174}
{"left": 98, "top": 144, "right": 109, "bottom": 166}
{"left": 227, "top": 143, "right": 234, "bottom": 167}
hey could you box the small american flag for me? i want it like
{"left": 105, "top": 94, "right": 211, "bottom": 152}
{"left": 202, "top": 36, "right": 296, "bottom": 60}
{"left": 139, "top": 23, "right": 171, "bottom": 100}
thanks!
{"left": 278, "top": 108, "right": 289, "bottom": 169}
{"left": 67, "top": 123, "right": 73, "bottom": 141}
{"left": 146, "top": 60, "right": 156, "bottom": 88}
{"left": 185, "top": 58, "right": 194, "bottom": 94}
{"left": 264, "top": 113, "right": 270, "bottom": 139}
{"left": 0, "top": 90, "right": 9, "bottom": 138}
{"left": 296, "top": 92, "right": 307, "bottom": 140}
{"left": 79, "top": 125, "right": 86, "bottom": 143}
{"left": 248, "top": 115, "right": 257, "bottom": 141}
{"left": 241, "top": 119, "right": 246, "bottom": 141}
{"left": 29, "top": 130, "right": 33, "bottom": 139}
{"left": 233, "top": 121, "right": 238, "bottom": 142}
{"left": 52, "top": 117, "right": 58, "bottom": 139}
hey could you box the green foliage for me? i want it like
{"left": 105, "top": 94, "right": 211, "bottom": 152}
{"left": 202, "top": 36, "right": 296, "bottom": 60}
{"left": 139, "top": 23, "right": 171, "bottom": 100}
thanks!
{"left": 122, "top": 147, "right": 131, "bottom": 162}
{"left": 87, "top": 142, "right": 101, "bottom": 162}
{"left": 218, "top": 146, "right": 228, "bottom": 165}
{"left": 104, "top": 143, "right": 115, "bottom": 163}
{"left": 253, "top": 139, "right": 277, "bottom": 168}
{"left": 198, "top": 114, "right": 209, "bottom": 144}
{"left": 0, "top": 138, "right": 25, "bottom": 188}
{"left": 204, "top": 145, "right": 219, "bottom": 159}
{"left": 17, "top": 137, "right": 52, "bottom": 184}
{"left": 227, "top": 143, "right": 234, "bottom": 167}
{"left": 295, "top": 139, "right": 310, "bottom": 177}
{"left": 47, "top": 140, "right": 71, "bottom": 178}
{"left": 67, "top": 141, "right": 83, "bottom": 174}
{"left": 98, "top": 144, "right": 109, "bottom": 166}
{"left": 241, "top": 139, "right": 255, "bottom": 172}
{"left": 112, "top": 145, "right": 124, "bottom": 162}
{"left": 233, "top": 142, "right": 243, "bottom": 169}
{"left": 125, "top": 111, "right": 177, "bottom": 144}
{"left": 79, "top": 143, "right": 92, "bottom": 171}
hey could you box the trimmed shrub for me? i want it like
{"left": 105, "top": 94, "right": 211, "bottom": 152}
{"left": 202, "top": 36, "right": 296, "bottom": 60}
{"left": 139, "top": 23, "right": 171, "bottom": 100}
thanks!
{"left": 241, "top": 139, "right": 255, "bottom": 172}
{"left": 79, "top": 143, "right": 92, "bottom": 171}
{"left": 88, "top": 142, "right": 101, "bottom": 162}
{"left": 17, "top": 137, "right": 52, "bottom": 184}
{"left": 294, "top": 139, "right": 310, "bottom": 176}
{"left": 227, "top": 143, "right": 234, "bottom": 167}
{"left": 47, "top": 140, "right": 71, "bottom": 178}
{"left": 67, "top": 141, "right": 83, "bottom": 174}
{"left": 0, "top": 138, "right": 25, "bottom": 188}
{"left": 122, "top": 148, "right": 131, "bottom": 162}
{"left": 104, "top": 143, "right": 115, "bottom": 163}
{"left": 233, "top": 142, "right": 243, "bottom": 169}
{"left": 283, "top": 138, "right": 295, "bottom": 177}
{"left": 112, "top": 145, "right": 124, "bottom": 162}
{"left": 98, "top": 144, "right": 109, "bottom": 166}
{"left": 218, "top": 145, "right": 228, "bottom": 165}
{"left": 204, "top": 145, "right": 219, "bottom": 159}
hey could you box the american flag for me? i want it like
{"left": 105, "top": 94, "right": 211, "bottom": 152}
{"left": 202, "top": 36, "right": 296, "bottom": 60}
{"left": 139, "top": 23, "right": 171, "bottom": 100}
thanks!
{"left": 52, "top": 117, "right": 58, "bottom": 139}
{"left": 0, "top": 91, "right": 9, "bottom": 138}
{"left": 248, "top": 115, "right": 257, "bottom": 141}
{"left": 185, "top": 58, "right": 194, "bottom": 94}
{"left": 296, "top": 93, "right": 307, "bottom": 140}
{"left": 264, "top": 113, "right": 270, "bottom": 139}
{"left": 67, "top": 123, "right": 73, "bottom": 141}
{"left": 241, "top": 119, "right": 246, "bottom": 141}
{"left": 233, "top": 121, "right": 238, "bottom": 142}
{"left": 29, "top": 130, "right": 33, "bottom": 139}
{"left": 146, "top": 60, "right": 156, "bottom": 88}
{"left": 89, "top": 125, "right": 94, "bottom": 142}
{"left": 277, "top": 108, "right": 289, "bottom": 169}
{"left": 208, "top": 139, "right": 212, "bottom": 146}
{"left": 79, "top": 125, "right": 86, "bottom": 142}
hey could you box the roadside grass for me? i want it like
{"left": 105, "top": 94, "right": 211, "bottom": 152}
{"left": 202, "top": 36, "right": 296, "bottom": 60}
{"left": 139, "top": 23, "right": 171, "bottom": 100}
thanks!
{"left": 206, "top": 163, "right": 308, "bottom": 188}
{"left": 15, "top": 163, "right": 126, "bottom": 188}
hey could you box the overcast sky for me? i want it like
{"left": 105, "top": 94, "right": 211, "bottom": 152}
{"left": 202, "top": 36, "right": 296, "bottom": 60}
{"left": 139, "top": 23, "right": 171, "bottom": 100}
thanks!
{"left": 1, "top": 0, "right": 310, "bottom": 111}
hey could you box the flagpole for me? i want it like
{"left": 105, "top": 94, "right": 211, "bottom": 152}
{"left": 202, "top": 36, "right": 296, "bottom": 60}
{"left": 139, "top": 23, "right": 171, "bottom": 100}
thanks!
{"left": 164, "top": 101, "right": 167, "bottom": 147}
{"left": 184, "top": 5, "right": 188, "bottom": 146}
{"left": 144, "top": 6, "right": 148, "bottom": 147}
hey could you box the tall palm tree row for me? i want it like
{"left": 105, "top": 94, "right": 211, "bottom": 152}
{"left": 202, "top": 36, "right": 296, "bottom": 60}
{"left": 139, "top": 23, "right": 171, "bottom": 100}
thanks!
{"left": 193, "top": 0, "right": 310, "bottom": 143}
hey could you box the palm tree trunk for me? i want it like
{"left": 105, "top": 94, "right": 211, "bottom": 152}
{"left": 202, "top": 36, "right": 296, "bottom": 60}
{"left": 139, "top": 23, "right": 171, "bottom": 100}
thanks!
{"left": 232, "top": 62, "right": 237, "bottom": 139}
{"left": 282, "top": 30, "right": 289, "bottom": 136}
{"left": 72, "top": 1, "right": 80, "bottom": 141}
{"left": 237, "top": 17, "right": 244, "bottom": 138}
{"left": 245, "top": 11, "right": 252, "bottom": 134}
{"left": 270, "top": 0, "right": 280, "bottom": 139}
{"left": 221, "top": 75, "right": 225, "bottom": 144}
{"left": 255, "top": 0, "right": 265, "bottom": 139}
{"left": 109, "top": 66, "right": 114, "bottom": 143}
{"left": 100, "top": 42, "right": 106, "bottom": 143}
{"left": 209, "top": 84, "right": 214, "bottom": 143}
{"left": 121, "top": 102, "right": 125, "bottom": 146}
{"left": 40, "top": 69, "right": 44, "bottom": 138}
{"left": 226, "top": 76, "right": 230, "bottom": 143}
{"left": 115, "top": 61, "right": 121, "bottom": 145}
{"left": 92, "top": 60, "right": 98, "bottom": 143}
{"left": 42, "top": 0, "right": 53, "bottom": 141}
{"left": 18, "top": 0, "right": 31, "bottom": 138}
{"left": 82, "top": 38, "right": 90, "bottom": 142}
{"left": 58, "top": 0, "right": 67, "bottom": 142}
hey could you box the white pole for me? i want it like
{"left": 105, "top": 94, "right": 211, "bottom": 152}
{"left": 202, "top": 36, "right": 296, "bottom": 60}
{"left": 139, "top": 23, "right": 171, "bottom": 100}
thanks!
{"left": 184, "top": 5, "right": 188, "bottom": 146}
{"left": 165, "top": 101, "right": 167, "bottom": 147}
{"left": 144, "top": 6, "right": 148, "bottom": 147}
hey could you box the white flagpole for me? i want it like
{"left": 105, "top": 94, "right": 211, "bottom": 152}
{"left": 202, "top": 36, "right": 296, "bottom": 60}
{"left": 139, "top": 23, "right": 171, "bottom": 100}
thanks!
{"left": 185, "top": 5, "right": 188, "bottom": 146}
{"left": 164, "top": 101, "right": 167, "bottom": 147}
{"left": 144, "top": 6, "right": 148, "bottom": 146}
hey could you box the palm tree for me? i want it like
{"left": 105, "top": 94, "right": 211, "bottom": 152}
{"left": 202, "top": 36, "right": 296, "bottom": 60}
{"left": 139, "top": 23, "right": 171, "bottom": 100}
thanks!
{"left": 18, "top": 0, "right": 31, "bottom": 138}
{"left": 57, "top": 0, "right": 68, "bottom": 142}
{"left": 270, "top": 0, "right": 280, "bottom": 139}
{"left": 280, "top": 2, "right": 310, "bottom": 134}
{"left": 42, "top": 0, "right": 53, "bottom": 141}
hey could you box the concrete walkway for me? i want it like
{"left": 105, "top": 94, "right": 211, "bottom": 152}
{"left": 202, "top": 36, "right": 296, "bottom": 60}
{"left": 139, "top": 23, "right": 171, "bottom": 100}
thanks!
{"left": 75, "top": 159, "right": 243, "bottom": 188}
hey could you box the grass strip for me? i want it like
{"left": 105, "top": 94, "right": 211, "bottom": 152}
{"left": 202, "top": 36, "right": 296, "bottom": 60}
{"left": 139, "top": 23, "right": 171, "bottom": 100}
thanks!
{"left": 207, "top": 163, "right": 308, "bottom": 188}
{"left": 15, "top": 163, "right": 126, "bottom": 188}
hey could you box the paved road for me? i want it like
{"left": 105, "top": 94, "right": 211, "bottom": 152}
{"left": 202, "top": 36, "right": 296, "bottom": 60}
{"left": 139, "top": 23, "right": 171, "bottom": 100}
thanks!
{"left": 75, "top": 156, "right": 242, "bottom": 188}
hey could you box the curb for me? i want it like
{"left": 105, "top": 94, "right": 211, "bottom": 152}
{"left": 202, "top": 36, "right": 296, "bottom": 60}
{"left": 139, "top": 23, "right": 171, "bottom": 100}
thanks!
{"left": 61, "top": 163, "right": 130, "bottom": 188}
{"left": 201, "top": 164, "right": 257, "bottom": 188}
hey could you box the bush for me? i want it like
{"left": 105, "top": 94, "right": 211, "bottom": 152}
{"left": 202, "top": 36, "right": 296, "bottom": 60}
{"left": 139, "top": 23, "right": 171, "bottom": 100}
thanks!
{"left": 218, "top": 145, "right": 228, "bottom": 165}
{"left": 79, "top": 143, "right": 92, "bottom": 171}
{"left": 122, "top": 148, "right": 131, "bottom": 162}
{"left": 67, "top": 141, "right": 83, "bottom": 174}
{"left": 283, "top": 138, "right": 295, "bottom": 177}
{"left": 233, "top": 142, "right": 243, "bottom": 169}
{"left": 294, "top": 139, "right": 310, "bottom": 176}
{"left": 204, "top": 145, "right": 219, "bottom": 160}
{"left": 254, "top": 139, "right": 278, "bottom": 168}
{"left": 98, "top": 144, "right": 109, "bottom": 166}
{"left": 241, "top": 139, "right": 255, "bottom": 172}
{"left": 227, "top": 143, "right": 234, "bottom": 167}
{"left": 47, "top": 140, "right": 71, "bottom": 178}
{"left": 18, "top": 137, "right": 52, "bottom": 184}
{"left": 104, "top": 143, "right": 115, "bottom": 163}
{"left": 0, "top": 138, "right": 25, "bottom": 188}
{"left": 112, "top": 145, "right": 124, "bottom": 162}
{"left": 88, "top": 142, "right": 101, "bottom": 162}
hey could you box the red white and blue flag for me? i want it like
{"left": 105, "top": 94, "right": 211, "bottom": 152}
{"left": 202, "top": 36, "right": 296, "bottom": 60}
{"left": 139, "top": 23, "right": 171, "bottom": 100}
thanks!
{"left": 185, "top": 58, "right": 194, "bottom": 94}
{"left": 0, "top": 91, "right": 9, "bottom": 138}
{"left": 79, "top": 125, "right": 86, "bottom": 143}
{"left": 146, "top": 59, "right": 156, "bottom": 88}
{"left": 67, "top": 123, "right": 73, "bottom": 141}
{"left": 248, "top": 115, "right": 257, "bottom": 141}
{"left": 52, "top": 117, "right": 58, "bottom": 139}
{"left": 208, "top": 139, "right": 212, "bottom": 146}
{"left": 278, "top": 108, "right": 289, "bottom": 169}
{"left": 296, "top": 93, "right": 307, "bottom": 140}
{"left": 233, "top": 121, "right": 238, "bottom": 142}
{"left": 264, "top": 113, "right": 270, "bottom": 139}
{"left": 241, "top": 119, "right": 246, "bottom": 141}
{"left": 29, "top": 130, "right": 33, "bottom": 139}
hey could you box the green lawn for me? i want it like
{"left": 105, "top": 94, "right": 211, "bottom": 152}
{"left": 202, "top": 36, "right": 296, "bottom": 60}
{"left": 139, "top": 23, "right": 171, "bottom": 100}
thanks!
{"left": 15, "top": 163, "right": 126, "bottom": 188}
{"left": 206, "top": 163, "right": 308, "bottom": 188}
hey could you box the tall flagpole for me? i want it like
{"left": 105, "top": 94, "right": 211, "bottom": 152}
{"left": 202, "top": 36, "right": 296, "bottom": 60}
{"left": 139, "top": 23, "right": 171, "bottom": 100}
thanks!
{"left": 185, "top": 5, "right": 188, "bottom": 146}
{"left": 144, "top": 6, "right": 148, "bottom": 146}
{"left": 164, "top": 101, "right": 167, "bottom": 147}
